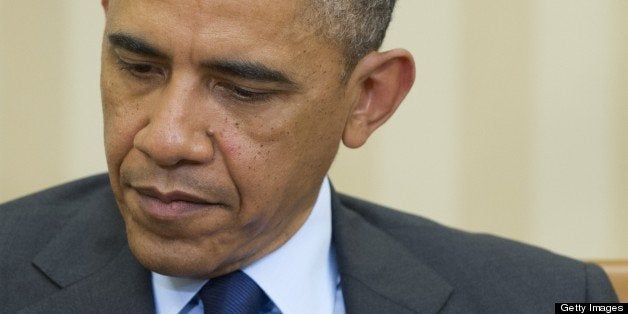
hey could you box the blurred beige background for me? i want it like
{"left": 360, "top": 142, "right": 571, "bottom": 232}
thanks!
{"left": 1, "top": 1, "right": 626, "bottom": 259}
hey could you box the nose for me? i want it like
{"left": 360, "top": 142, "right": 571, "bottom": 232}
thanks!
{"left": 133, "top": 80, "right": 214, "bottom": 167}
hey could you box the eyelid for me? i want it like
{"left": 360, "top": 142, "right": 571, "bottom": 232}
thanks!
{"left": 212, "top": 80, "right": 275, "bottom": 103}
{"left": 116, "top": 58, "right": 159, "bottom": 75}
{"left": 114, "top": 51, "right": 167, "bottom": 80}
{"left": 113, "top": 47, "right": 158, "bottom": 61}
{"left": 113, "top": 48, "right": 166, "bottom": 67}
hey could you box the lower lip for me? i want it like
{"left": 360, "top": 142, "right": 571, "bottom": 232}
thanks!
{"left": 137, "top": 193, "right": 211, "bottom": 220}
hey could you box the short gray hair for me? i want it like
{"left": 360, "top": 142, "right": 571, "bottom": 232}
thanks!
{"left": 306, "top": 0, "right": 397, "bottom": 72}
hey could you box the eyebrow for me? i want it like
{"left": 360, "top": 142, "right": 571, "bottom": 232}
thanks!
{"left": 108, "top": 33, "right": 296, "bottom": 87}
{"left": 108, "top": 33, "right": 165, "bottom": 58}
{"left": 203, "top": 60, "right": 296, "bottom": 87}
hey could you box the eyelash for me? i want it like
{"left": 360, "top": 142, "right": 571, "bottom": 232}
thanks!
{"left": 116, "top": 59, "right": 163, "bottom": 79}
{"left": 220, "top": 83, "right": 273, "bottom": 102}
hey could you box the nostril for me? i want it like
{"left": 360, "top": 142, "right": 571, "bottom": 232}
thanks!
{"left": 133, "top": 123, "right": 215, "bottom": 167}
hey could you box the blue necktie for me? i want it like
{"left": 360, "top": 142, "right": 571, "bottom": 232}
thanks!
{"left": 199, "top": 270, "right": 269, "bottom": 314}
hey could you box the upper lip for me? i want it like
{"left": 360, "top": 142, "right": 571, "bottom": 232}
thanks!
{"left": 134, "top": 186, "right": 213, "bottom": 204}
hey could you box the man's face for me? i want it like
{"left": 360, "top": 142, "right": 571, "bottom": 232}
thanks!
{"left": 101, "top": 0, "right": 356, "bottom": 278}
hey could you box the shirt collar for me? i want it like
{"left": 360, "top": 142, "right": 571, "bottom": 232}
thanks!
{"left": 152, "top": 272, "right": 204, "bottom": 314}
{"left": 151, "top": 177, "right": 338, "bottom": 314}
{"left": 243, "top": 177, "right": 337, "bottom": 314}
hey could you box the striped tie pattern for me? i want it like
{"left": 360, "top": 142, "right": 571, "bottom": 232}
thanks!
{"left": 199, "top": 270, "right": 269, "bottom": 314}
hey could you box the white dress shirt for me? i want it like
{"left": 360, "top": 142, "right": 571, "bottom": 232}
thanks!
{"left": 152, "top": 178, "right": 345, "bottom": 314}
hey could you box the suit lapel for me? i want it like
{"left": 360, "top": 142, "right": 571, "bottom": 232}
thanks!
{"left": 24, "top": 190, "right": 154, "bottom": 313}
{"left": 24, "top": 247, "right": 154, "bottom": 314}
{"left": 331, "top": 191, "right": 453, "bottom": 314}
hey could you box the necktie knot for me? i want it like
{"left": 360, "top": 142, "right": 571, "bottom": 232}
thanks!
{"left": 199, "top": 270, "right": 269, "bottom": 314}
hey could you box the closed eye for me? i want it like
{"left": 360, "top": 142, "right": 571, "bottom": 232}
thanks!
{"left": 233, "top": 85, "right": 271, "bottom": 100}
{"left": 116, "top": 58, "right": 164, "bottom": 80}
{"left": 215, "top": 82, "right": 273, "bottom": 103}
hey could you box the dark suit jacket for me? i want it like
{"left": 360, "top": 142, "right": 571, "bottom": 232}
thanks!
{"left": 0, "top": 174, "right": 618, "bottom": 313}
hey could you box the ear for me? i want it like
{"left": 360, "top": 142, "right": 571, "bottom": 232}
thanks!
{"left": 342, "top": 49, "right": 415, "bottom": 148}
{"left": 102, "top": 0, "right": 109, "bottom": 11}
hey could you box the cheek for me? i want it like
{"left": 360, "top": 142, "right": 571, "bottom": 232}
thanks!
{"left": 102, "top": 90, "right": 146, "bottom": 172}
{"left": 216, "top": 100, "right": 345, "bottom": 192}
{"left": 209, "top": 116, "right": 294, "bottom": 203}
{"left": 292, "top": 96, "right": 349, "bottom": 151}
{"left": 214, "top": 123, "right": 280, "bottom": 181}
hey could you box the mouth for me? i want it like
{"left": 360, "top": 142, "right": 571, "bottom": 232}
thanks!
{"left": 133, "top": 186, "right": 224, "bottom": 220}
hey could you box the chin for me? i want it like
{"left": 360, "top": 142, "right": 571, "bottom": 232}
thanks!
{"left": 129, "top": 237, "right": 212, "bottom": 278}
{"left": 125, "top": 225, "right": 249, "bottom": 279}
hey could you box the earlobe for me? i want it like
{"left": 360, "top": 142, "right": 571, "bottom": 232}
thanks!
{"left": 342, "top": 49, "right": 415, "bottom": 148}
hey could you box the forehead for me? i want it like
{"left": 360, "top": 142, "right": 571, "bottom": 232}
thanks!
{"left": 105, "top": 0, "right": 345, "bottom": 84}
{"left": 106, "top": 0, "right": 321, "bottom": 58}
{"left": 108, "top": 0, "right": 306, "bottom": 24}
